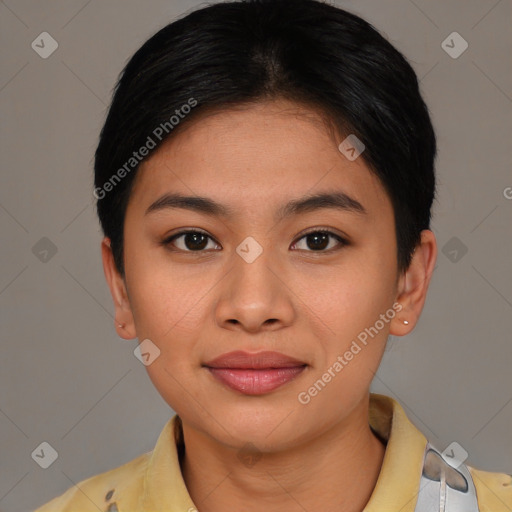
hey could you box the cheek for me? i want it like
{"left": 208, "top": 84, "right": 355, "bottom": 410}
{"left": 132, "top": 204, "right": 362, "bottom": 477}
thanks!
{"left": 126, "top": 263, "right": 202, "bottom": 407}
{"left": 129, "top": 270, "right": 206, "bottom": 342}
{"left": 294, "top": 253, "right": 397, "bottom": 370}
{"left": 296, "top": 254, "right": 393, "bottom": 325}
{"left": 123, "top": 231, "right": 208, "bottom": 338}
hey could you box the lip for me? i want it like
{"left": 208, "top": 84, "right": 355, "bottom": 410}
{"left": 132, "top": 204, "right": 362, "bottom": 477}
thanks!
{"left": 203, "top": 350, "right": 307, "bottom": 395}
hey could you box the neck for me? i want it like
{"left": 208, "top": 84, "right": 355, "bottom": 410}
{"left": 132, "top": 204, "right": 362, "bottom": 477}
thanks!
{"left": 180, "top": 399, "right": 386, "bottom": 512}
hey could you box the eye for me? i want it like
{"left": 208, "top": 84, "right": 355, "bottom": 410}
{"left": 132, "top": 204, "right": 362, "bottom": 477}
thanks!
{"left": 162, "top": 228, "right": 348, "bottom": 253}
{"left": 291, "top": 229, "right": 348, "bottom": 252}
{"left": 162, "top": 229, "right": 220, "bottom": 252}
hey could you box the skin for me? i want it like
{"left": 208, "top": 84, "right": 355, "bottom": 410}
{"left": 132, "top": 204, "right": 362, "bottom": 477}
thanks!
{"left": 102, "top": 99, "right": 437, "bottom": 511}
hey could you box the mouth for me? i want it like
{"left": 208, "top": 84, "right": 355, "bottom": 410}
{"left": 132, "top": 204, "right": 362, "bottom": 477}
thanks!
{"left": 203, "top": 350, "right": 308, "bottom": 395}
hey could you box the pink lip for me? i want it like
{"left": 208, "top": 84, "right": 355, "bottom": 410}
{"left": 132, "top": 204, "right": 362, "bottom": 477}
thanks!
{"left": 204, "top": 351, "right": 307, "bottom": 395}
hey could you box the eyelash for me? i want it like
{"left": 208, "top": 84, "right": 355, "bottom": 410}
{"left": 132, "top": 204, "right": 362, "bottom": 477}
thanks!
{"left": 161, "top": 228, "right": 349, "bottom": 254}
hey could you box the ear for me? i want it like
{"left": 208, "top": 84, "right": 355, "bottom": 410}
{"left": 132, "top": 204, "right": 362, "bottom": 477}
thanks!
{"left": 390, "top": 229, "right": 437, "bottom": 337}
{"left": 101, "top": 237, "right": 137, "bottom": 340}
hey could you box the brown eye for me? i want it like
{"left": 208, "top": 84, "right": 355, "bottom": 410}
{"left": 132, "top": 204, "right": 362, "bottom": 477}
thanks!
{"left": 163, "top": 230, "right": 220, "bottom": 252}
{"left": 291, "top": 230, "right": 347, "bottom": 252}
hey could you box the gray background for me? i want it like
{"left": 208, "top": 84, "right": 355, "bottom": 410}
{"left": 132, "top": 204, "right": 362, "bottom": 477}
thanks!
{"left": 1, "top": 1, "right": 511, "bottom": 511}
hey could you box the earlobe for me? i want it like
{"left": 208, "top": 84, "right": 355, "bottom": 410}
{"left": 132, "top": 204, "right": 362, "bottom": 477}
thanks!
{"left": 101, "top": 237, "right": 137, "bottom": 340}
{"left": 390, "top": 230, "right": 437, "bottom": 337}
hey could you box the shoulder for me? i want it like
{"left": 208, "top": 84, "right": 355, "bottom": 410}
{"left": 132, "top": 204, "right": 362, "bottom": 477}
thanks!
{"left": 33, "top": 451, "right": 151, "bottom": 512}
{"left": 468, "top": 465, "right": 512, "bottom": 511}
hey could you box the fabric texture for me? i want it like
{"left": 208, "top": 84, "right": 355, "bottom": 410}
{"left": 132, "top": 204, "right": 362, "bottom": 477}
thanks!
{"left": 33, "top": 393, "right": 512, "bottom": 511}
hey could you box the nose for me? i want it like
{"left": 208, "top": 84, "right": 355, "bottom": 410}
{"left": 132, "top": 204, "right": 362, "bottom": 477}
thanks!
{"left": 214, "top": 242, "right": 296, "bottom": 334}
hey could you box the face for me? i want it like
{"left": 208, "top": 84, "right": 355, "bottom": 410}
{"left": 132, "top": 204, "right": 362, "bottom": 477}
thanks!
{"left": 106, "top": 99, "right": 418, "bottom": 451}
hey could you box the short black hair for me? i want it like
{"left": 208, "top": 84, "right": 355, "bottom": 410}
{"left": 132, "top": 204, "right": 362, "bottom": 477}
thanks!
{"left": 94, "top": 0, "right": 437, "bottom": 278}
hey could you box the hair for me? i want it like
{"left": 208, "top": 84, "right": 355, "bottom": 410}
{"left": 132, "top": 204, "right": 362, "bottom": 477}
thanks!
{"left": 94, "top": 0, "right": 437, "bottom": 278}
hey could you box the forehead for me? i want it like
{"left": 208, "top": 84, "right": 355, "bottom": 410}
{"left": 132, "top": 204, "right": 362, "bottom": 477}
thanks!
{"left": 128, "top": 100, "right": 392, "bottom": 222}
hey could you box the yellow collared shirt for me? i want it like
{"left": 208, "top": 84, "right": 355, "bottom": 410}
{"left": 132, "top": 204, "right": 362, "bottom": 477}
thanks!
{"left": 34, "top": 393, "right": 512, "bottom": 511}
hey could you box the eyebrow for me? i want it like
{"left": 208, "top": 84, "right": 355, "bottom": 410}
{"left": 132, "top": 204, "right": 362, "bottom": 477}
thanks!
{"left": 145, "top": 190, "right": 367, "bottom": 221}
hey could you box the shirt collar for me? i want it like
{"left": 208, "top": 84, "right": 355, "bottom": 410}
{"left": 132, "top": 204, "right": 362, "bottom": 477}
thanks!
{"left": 364, "top": 393, "right": 427, "bottom": 511}
{"left": 141, "top": 393, "right": 427, "bottom": 511}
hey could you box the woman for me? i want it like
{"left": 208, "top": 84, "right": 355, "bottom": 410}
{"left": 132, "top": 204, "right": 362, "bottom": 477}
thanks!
{"left": 35, "top": 0, "right": 511, "bottom": 510}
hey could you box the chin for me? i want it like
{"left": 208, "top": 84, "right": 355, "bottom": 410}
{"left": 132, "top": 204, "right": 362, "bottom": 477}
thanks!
{"left": 215, "top": 403, "right": 307, "bottom": 447}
